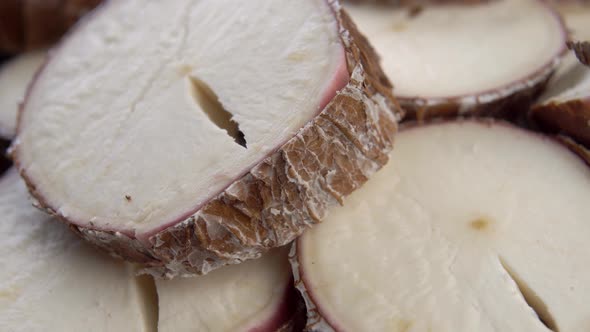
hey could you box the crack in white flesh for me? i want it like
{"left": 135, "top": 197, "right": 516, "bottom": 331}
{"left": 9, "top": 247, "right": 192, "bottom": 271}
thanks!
{"left": 298, "top": 122, "right": 590, "bottom": 332}
{"left": 0, "top": 52, "right": 45, "bottom": 139}
{"left": 0, "top": 169, "right": 154, "bottom": 332}
{"left": 344, "top": 0, "right": 564, "bottom": 98}
{"left": 156, "top": 248, "right": 291, "bottom": 332}
{"left": 538, "top": 7, "right": 590, "bottom": 104}
{"left": 16, "top": 0, "right": 345, "bottom": 235}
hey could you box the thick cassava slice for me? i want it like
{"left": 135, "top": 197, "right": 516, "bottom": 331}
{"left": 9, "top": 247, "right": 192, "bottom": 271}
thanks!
{"left": 344, "top": 0, "right": 566, "bottom": 120}
{"left": 14, "top": 0, "right": 399, "bottom": 278}
{"left": 0, "top": 168, "right": 155, "bottom": 332}
{"left": 157, "top": 248, "right": 300, "bottom": 332}
{"left": 0, "top": 52, "right": 45, "bottom": 139}
{"left": 530, "top": 6, "right": 590, "bottom": 147}
{"left": 293, "top": 121, "right": 590, "bottom": 332}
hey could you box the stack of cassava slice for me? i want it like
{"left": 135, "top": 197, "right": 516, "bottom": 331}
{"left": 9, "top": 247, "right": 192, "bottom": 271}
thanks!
{"left": 2, "top": 0, "right": 590, "bottom": 331}
{"left": 2, "top": 0, "right": 398, "bottom": 331}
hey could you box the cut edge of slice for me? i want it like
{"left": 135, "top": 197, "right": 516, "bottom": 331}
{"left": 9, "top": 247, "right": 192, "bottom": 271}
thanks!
{"left": 14, "top": 1, "right": 401, "bottom": 278}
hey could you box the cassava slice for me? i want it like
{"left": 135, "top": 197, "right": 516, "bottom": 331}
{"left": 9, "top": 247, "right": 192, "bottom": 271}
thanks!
{"left": 14, "top": 0, "right": 399, "bottom": 278}
{"left": 0, "top": 168, "right": 156, "bottom": 332}
{"left": 344, "top": 0, "right": 566, "bottom": 120}
{"left": 0, "top": 0, "right": 102, "bottom": 53}
{"left": 156, "top": 248, "right": 301, "bottom": 332}
{"left": 0, "top": 52, "right": 45, "bottom": 139}
{"left": 530, "top": 6, "right": 590, "bottom": 147}
{"left": 293, "top": 121, "right": 590, "bottom": 332}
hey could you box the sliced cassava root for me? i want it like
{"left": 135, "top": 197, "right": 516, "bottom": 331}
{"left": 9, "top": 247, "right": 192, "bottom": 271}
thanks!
{"left": 14, "top": 0, "right": 399, "bottom": 278}
{"left": 0, "top": 168, "right": 155, "bottom": 332}
{"left": 344, "top": 0, "right": 566, "bottom": 120}
{"left": 293, "top": 121, "right": 590, "bottom": 332}
{"left": 0, "top": 0, "right": 102, "bottom": 53}
{"left": 0, "top": 52, "right": 45, "bottom": 140}
{"left": 530, "top": 5, "right": 590, "bottom": 147}
{"left": 157, "top": 248, "right": 301, "bottom": 332}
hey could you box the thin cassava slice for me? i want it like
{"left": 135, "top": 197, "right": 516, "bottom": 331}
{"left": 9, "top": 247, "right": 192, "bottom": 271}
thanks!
{"left": 530, "top": 5, "right": 590, "bottom": 147}
{"left": 344, "top": 0, "right": 566, "bottom": 120}
{"left": 157, "top": 248, "right": 301, "bottom": 332}
{"left": 13, "top": 0, "right": 399, "bottom": 278}
{"left": 293, "top": 121, "right": 590, "bottom": 331}
{"left": 0, "top": 168, "right": 155, "bottom": 332}
{"left": 0, "top": 52, "right": 45, "bottom": 139}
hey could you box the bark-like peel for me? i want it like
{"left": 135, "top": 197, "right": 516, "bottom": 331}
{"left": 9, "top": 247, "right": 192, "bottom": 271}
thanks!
{"left": 568, "top": 40, "right": 590, "bottom": 66}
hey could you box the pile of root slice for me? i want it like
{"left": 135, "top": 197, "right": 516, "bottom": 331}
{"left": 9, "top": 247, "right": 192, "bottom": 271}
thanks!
{"left": 1, "top": 0, "right": 590, "bottom": 331}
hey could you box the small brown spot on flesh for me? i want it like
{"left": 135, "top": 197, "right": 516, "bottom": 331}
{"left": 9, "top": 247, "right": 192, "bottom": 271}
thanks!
{"left": 125, "top": 195, "right": 132, "bottom": 202}
{"left": 408, "top": 5, "right": 423, "bottom": 18}
{"left": 392, "top": 22, "right": 407, "bottom": 32}
{"left": 398, "top": 319, "right": 413, "bottom": 332}
{"left": 470, "top": 218, "right": 490, "bottom": 231}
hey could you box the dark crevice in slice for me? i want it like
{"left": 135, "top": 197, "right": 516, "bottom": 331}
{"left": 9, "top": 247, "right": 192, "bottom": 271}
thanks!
{"left": 499, "top": 257, "right": 558, "bottom": 332}
{"left": 189, "top": 76, "right": 247, "bottom": 148}
{"left": 137, "top": 274, "right": 159, "bottom": 332}
{"left": 0, "top": 138, "right": 12, "bottom": 176}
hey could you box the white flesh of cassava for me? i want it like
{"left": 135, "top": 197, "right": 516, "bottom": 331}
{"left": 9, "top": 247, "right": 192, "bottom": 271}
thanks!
{"left": 297, "top": 121, "right": 590, "bottom": 332}
{"left": 344, "top": 0, "right": 564, "bottom": 99}
{"left": 156, "top": 248, "right": 292, "bottom": 332}
{"left": 0, "top": 52, "right": 45, "bottom": 139}
{"left": 16, "top": 0, "right": 345, "bottom": 236}
{"left": 0, "top": 169, "right": 154, "bottom": 332}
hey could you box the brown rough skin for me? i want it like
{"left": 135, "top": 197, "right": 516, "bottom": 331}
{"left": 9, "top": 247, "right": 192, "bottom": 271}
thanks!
{"left": 401, "top": 80, "right": 551, "bottom": 123}
{"left": 568, "top": 40, "right": 590, "bottom": 67}
{"left": 0, "top": 0, "right": 101, "bottom": 53}
{"left": 530, "top": 98, "right": 590, "bottom": 148}
{"left": 18, "top": 5, "right": 401, "bottom": 278}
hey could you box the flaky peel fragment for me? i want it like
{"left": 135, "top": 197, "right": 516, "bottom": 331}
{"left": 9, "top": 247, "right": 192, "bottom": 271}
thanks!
{"left": 530, "top": 48, "right": 590, "bottom": 146}
{"left": 568, "top": 40, "right": 590, "bottom": 66}
{"left": 345, "top": 0, "right": 566, "bottom": 121}
{"left": 15, "top": 0, "right": 400, "bottom": 278}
